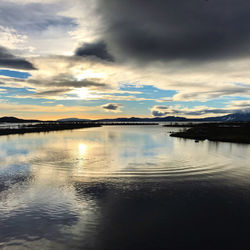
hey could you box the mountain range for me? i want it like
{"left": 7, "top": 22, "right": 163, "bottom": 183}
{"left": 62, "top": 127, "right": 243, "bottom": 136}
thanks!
{"left": 1, "top": 113, "right": 250, "bottom": 123}
{"left": 57, "top": 118, "right": 91, "bottom": 122}
{"left": 95, "top": 113, "right": 250, "bottom": 122}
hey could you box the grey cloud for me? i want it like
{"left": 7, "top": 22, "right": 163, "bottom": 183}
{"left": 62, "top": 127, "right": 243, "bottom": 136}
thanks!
{"left": 151, "top": 105, "right": 231, "bottom": 117}
{"left": 0, "top": 2, "right": 76, "bottom": 33}
{"left": 75, "top": 41, "right": 114, "bottom": 62}
{"left": 173, "top": 84, "right": 250, "bottom": 101}
{"left": 151, "top": 106, "right": 181, "bottom": 117}
{"left": 152, "top": 110, "right": 168, "bottom": 117}
{"left": 180, "top": 108, "right": 250, "bottom": 116}
{"left": 153, "top": 106, "right": 169, "bottom": 110}
{"left": 0, "top": 46, "right": 36, "bottom": 70}
{"left": 232, "top": 102, "right": 250, "bottom": 108}
{"left": 102, "top": 103, "right": 122, "bottom": 111}
{"left": 97, "top": 0, "right": 250, "bottom": 63}
{"left": 151, "top": 105, "right": 250, "bottom": 117}
{"left": 28, "top": 74, "right": 107, "bottom": 88}
{"left": 182, "top": 109, "right": 232, "bottom": 116}
{"left": 34, "top": 89, "right": 69, "bottom": 96}
{"left": 0, "top": 77, "right": 25, "bottom": 83}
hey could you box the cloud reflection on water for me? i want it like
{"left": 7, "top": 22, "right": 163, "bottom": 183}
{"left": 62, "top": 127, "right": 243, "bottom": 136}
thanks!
{"left": 1, "top": 126, "right": 250, "bottom": 249}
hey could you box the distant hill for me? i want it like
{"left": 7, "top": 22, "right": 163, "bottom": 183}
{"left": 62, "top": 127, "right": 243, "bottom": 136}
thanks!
{"left": 97, "top": 113, "right": 250, "bottom": 122}
{"left": 220, "top": 113, "right": 250, "bottom": 121}
{"left": 203, "top": 113, "right": 250, "bottom": 122}
{"left": 96, "top": 116, "right": 188, "bottom": 122}
{"left": 1, "top": 113, "right": 250, "bottom": 124}
{"left": 0, "top": 116, "right": 40, "bottom": 123}
{"left": 57, "top": 118, "right": 91, "bottom": 122}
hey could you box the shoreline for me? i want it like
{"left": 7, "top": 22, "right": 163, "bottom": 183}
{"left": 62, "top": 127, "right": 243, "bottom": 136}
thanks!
{"left": 0, "top": 122, "right": 102, "bottom": 136}
{"left": 169, "top": 123, "right": 250, "bottom": 144}
{"left": 0, "top": 122, "right": 159, "bottom": 136}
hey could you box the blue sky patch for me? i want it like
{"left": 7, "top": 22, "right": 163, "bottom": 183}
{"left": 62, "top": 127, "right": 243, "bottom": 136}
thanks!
{"left": 0, "top": 69, "right": 31, "bottom": 79}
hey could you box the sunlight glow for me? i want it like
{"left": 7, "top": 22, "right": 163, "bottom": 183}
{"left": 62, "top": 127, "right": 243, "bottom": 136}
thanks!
{"left": 78, "top": 143, "right": 87, "bottom": 155}
{"left": 71, "top": 87, "right": 101, "bottom": 99}
{"left": 78, "top": 88, "right": 90, "bottom": 99}
{"left": 68, "top": 86, "right": 101, "bottom": 99}
{"left": 76, "top": 70, "right": 105, "bottom": 81}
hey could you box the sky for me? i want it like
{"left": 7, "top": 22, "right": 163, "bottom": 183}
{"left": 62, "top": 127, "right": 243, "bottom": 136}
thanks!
{"left": 1, "top": 0, "right": 250, "bottom": 120}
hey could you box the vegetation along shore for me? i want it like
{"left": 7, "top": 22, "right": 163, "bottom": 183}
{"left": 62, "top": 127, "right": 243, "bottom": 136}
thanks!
{"left": 170, "top": 123, "right": 250, "bottom": 144}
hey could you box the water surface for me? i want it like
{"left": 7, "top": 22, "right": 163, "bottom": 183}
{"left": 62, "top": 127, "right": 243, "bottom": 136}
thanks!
{"left": 1, "top": 126, "right": 250, "bottom": 249}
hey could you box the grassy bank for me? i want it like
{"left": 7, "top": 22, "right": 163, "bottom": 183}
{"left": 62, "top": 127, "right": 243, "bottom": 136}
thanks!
{"left": 170, "top": 123, "right": 250, "bottom": 144}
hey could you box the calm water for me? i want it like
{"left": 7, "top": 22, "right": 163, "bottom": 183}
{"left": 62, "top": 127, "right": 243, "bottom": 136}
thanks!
{"left": 1, "top": 126, "right": 250, "bottom": 249}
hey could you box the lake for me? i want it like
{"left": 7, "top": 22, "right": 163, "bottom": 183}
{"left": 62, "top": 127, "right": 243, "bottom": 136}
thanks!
{"left": 1, "top": 125, "right": 250, "bottom": 249}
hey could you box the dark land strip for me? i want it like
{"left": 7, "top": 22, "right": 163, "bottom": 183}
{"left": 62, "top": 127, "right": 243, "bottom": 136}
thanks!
{"left": 169, "top": 123, "right": 250, "bottom": 144}
{"left": 0, "top": 122, "right": 160, "bottom": 136}
{"left": 0, "top": 122, "right": 101, "bottom": 136}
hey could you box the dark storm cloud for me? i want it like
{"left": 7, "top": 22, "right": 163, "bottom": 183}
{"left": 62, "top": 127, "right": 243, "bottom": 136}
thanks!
{"left": 0, "top": 46, "right": 36, "bottom": 70}
{"left": 102, "top": 103, "right": 122, "bottom": 111}
{"left": 75, "top": 41, "right": 114, "bottom": 61}
{"left": 97, "top": 0, "right": 250, "bottom": 63}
